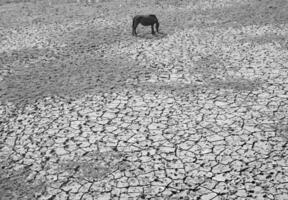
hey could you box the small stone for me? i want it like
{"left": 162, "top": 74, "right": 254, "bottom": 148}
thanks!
{"left": 207, "top": 135, "right": 224, "bottom": 142}
{"left": 201, "top": 193, "right": 217, "bottom": 200}
{"left": 106, "top": 100, "right": 120, "bottom": 109}
{"left": 102, "top": 112, "right": 116, "bottom": 119}
{"left": 55, "top": 147, "right": 67, "bottom": 155}
{"left": 213, "top": 174, "right": 226, "bottom": 182}
{"left": 214, "top": 101, "right": 227, "bottom": 107}
{"left": 62, "top": 182, "right": 81, "bottom": 193}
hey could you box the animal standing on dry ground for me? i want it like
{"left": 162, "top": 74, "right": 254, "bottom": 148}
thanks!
{"left": 132, "top": 14, "right": 160, "bottom": 36}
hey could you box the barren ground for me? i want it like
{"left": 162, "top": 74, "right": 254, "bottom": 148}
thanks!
{"left": 1, "top": 0, "right": 288, "bottom": 199}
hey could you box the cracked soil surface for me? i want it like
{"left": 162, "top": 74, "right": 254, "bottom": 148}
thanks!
{"left": 1, "top": 0, "right": 288, "bottom": 199}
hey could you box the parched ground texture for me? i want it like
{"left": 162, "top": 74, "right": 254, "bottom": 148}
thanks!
{"left": 1, "top": 0, "right": 288, "bottom": 199}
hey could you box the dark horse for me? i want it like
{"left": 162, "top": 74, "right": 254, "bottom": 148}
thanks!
{"left": 132, "top": 15, "right": 159, "bottom": 36}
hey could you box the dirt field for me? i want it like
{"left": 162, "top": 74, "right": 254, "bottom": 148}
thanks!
{"left": 1, "top": 0, "right": 288, "bottom": 199}
{"left": 1, "top": 0, "right": 287, "bottom": 105}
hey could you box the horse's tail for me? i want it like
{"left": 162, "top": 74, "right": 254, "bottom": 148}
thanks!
{"left": 132, "top": 16, "right": 136, "bottom": 28}
{"left": 132, "top": 16, "right": 139, "bottom": 35}
{"left": 132, "top": 16, "right": 139, "bottom": 28}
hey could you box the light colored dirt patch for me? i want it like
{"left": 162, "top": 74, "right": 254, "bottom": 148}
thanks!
{"left": 240, "top": 33, "right": 288, "bottom": 50}
{"left": 1, "top": 87, "right": 287, "bottom": 199}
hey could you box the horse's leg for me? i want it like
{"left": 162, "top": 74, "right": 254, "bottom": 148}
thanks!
{"left": 132, "top": 18, "right": 139, "bottom": 36}
{"left": 133, "top": 23, "right": 138, "bottom": 36}
{"left": 151, "top": 24, "right": 155, "bottom": 35}
{"left": 132, "top": 19, "right": 135, "bottom": 36}
{"left": 132, "top": 25, "right": 136, "bottom": 36}
{"left": 155, "top": 21, "right": 159, "bottom": 33}
{"left": 132, "top": 18, "right": 137, "bottom": 36}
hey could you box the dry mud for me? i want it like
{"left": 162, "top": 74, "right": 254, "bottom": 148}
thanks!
{"left": 1, "top": 0, "right": 288, "bottom": 199}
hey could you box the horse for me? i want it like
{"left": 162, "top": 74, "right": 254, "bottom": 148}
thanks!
{"left": 132, "top": 15, "right": 160, "bottom": 36}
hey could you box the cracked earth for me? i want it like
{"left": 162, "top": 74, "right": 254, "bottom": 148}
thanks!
{"left": 1, "top": 0, "right": 288, "bottom": 199}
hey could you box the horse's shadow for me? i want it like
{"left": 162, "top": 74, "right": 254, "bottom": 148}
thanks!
{"left": 135, "top": 32, "right": 168, "bottom": 40}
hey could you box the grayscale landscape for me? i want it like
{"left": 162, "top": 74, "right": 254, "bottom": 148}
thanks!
{"left": 0, "top": 0, "right": 288, "bottom": 199}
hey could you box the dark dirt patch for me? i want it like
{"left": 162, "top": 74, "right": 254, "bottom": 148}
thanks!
{"left": 1, "top": 56, "right": 139, "bottom": 103}
{"left": 59, "top": 150, "right": 131, "bottom": 181}
{"left": 208, "top": 78, "right": 262, "bottom": 92}
{"left": 0, "top": 161, "right": 46, "bottom": 200}
{"left": 204, "top": 0, "right": 288, "bottom": 28}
